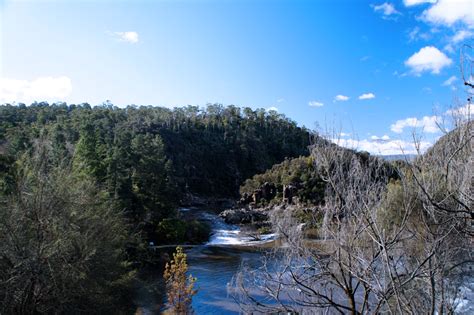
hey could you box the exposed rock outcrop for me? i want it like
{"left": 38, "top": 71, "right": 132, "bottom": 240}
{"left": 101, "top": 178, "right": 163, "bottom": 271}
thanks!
{"left": 240, "top": 182, "right": 277, "bottom": 206}
{"left": 239, "top": 192, "right": 253, "bottom": 205}
{"left": 261, "top": 182, "right": 276, "bottom": 201}
{"left": 283, "top": 184, "right": 297, "bottom": 204}
{"left": 219, "top": 208, "right": 269, "bottom": 224}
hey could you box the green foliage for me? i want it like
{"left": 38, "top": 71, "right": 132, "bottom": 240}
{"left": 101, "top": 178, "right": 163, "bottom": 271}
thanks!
{"left": 157, "top": 218, "right": 188, "bottom": 244}
{"left": 185, "top": 220, "right": 212, "bottom": 244}
{"left": 377, "top": 179, "right": 408, "bottom": 230}
{"left": 257, "top": 226, "right": 272, "bottom": 234}
{"left": 156, "top": 219, "right": 211, "bottom": 244}
{"left": 0, "top": 102, "right": 309, "bottom": 243}
{"left": 0, "top": 144, "right": 136, "bottom": 314}
{"left": 240, "top": 156, "right": 326, "bottom": 206}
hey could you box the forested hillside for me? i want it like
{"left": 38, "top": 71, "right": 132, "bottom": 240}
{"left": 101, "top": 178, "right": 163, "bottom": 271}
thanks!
{"left": 0, "top": 102, "right": 309, "bottom": 238}
{"left": 0, "top": 102, "right": 311, "bottom": 313}
{"left": 239, "top": 141, "right": 399, "bottom": 208}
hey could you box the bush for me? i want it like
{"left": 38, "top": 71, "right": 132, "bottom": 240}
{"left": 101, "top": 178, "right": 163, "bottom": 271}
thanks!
{"left": 156, "top": 218, "right": 187, "bottom": 244}
{"left": 163, "top": 246, "right": 196, "bottom": 314}
{"left": 156, "top": 218, "right": 211, "bottom": 244}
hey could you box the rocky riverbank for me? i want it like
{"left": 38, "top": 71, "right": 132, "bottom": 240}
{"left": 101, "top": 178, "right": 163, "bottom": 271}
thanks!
{"left": 219, "top": 207, "right": 269, "bottom": 224}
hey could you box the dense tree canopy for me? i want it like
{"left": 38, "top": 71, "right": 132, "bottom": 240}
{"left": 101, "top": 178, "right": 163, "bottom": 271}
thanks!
{"left": 0, "top": 142, "right": 135, "bottom": 314}
{"left": 0, "top": 102, "right": 310, "bottom": 241}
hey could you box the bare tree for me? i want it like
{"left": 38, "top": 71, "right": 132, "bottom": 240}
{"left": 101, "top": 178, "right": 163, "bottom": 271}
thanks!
{"left": 232, "top": 113, "right": 472, "bottom": 314}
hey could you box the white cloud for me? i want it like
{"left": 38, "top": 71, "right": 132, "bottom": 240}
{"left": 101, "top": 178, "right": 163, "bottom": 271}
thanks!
{"left": 112, "top": 31, "right": 139, "bottom": 43}
{"left": 372, "top": 2, "right": 401, "bottom": 16}
{"left": 442, "top": 75, "right": 457, "bottom": 86}
{"left": 308, "top": 100, "right": 324, "bottom": 107}
{"left": 422, "top": 0, "right": 474, "bottom": 28}
{"left": 339, "top": 132, "right": 351, "bottom": 137}
{"left": 403, "top": 0, "right": 435, "bottom": 6}
{"left": 446, "top": 103, "right": 473, "bottom": 120}
{"left": 334, "top": 95, "right": 350, "bottom": 102}
{"left": 0, "top": 76, "right": 72, "bottom": 103}
{"left": 358, "top": 93, "right": 376, "bottom": 100}
{"left": 405, "top": 46, "right": 452, "bottom": 75}
{"left": 371, "top": 134, "right": 391, "bottom": 141}
{"left": 276, "top": 98, "right": 285, "bottom": 103}
{"left": 332, "top": 137, "right": 432, "bottom": 155}
{"left": 451, "top": 29, "right": 473, "bottom": 43}
{"left": 391, "top": 115, "right": 440, "bottom": 133}
{"left": 266, "top": 106, "right": 278, "bottom": 112}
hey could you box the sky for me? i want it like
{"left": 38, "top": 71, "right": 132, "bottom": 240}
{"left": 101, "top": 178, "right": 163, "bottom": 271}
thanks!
{"left": 0, "top": 0, "right": 473, "bottom": 155}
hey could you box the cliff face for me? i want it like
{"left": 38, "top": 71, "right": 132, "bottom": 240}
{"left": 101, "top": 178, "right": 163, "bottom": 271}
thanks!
{"left": 239, "top": 156, "right": 326, "bottom": 207}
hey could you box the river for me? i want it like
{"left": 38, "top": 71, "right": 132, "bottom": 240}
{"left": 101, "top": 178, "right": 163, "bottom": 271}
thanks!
{"left": 135, "top": 208, "right": 474, "bottom": 314}
{"left": 136, "top": 207, "right": 277, "bottom": 314}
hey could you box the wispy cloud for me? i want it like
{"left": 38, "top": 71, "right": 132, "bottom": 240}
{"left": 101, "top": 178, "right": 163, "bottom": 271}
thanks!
{"left": 308, "top": 100, "right": 324, "bottom": 107}
{"left": 442, "top": 75, "right": 457, "bottom": 88}
{"left": 451, "top": 30, "right": 473, "bottom": 44}
{"left": 266, "top": 106, "right": 278, "bottom": 112}
{"left": 372, "top": 2, "right": 401, "bottom": 18}
{"left": 408, "top": 26, "right": 431, "bottom": 42}
{"left": 358, "top": 93, "right": 376, "bottom": 100}
{"left": 334, "top": 95, "right": 350, "bottom": 102}
{"left": 0, "top": 76, "right": 72, "bottom": 103}
{"left": 110, "top": 31, "right": 139, "bottom": 43}
{"left": 405, "top": 46, "right": 452, "bottom": 75}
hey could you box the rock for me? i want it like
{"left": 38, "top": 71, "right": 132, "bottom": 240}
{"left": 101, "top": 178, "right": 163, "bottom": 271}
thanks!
{"left": 252, "top": 188, "right": 262, "bottom": 205}
{"left": 240, "top": 182, "right": 277, "bottom": 206}
{"left": 261, "top": 182, "right": 276, "bottom": 200}
{"left": 283, "top": 184, "right": 297, "bottom": 204}
{"left": 239, "top": 192, "right": 253, "bottom": 205}
{"left": 219, "top": 208, "right": 269, "bottom": 224}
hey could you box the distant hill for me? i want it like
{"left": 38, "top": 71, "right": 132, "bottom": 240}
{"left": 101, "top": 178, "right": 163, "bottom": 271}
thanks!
{"left": 378, "top": 154, "right": 416, "bottom": 162}
{"left": 423, "top": 121, "right": 472, "bottom": 161}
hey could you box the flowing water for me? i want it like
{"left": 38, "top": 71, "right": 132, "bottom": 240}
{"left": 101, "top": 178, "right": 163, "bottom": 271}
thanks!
{"left": 136, "top": 207, "right": 277, "bottom": 314}
{"left": 188, "top": 209, "right": 277, "bottom": 314}
{"left": 134, "top": 208, "right": 474, "bottom": 314}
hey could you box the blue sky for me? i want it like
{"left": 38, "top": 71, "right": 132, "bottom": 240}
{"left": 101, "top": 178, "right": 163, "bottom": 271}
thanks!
{"left": 0, "top": 0, "right": 473, "bottom": 154}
